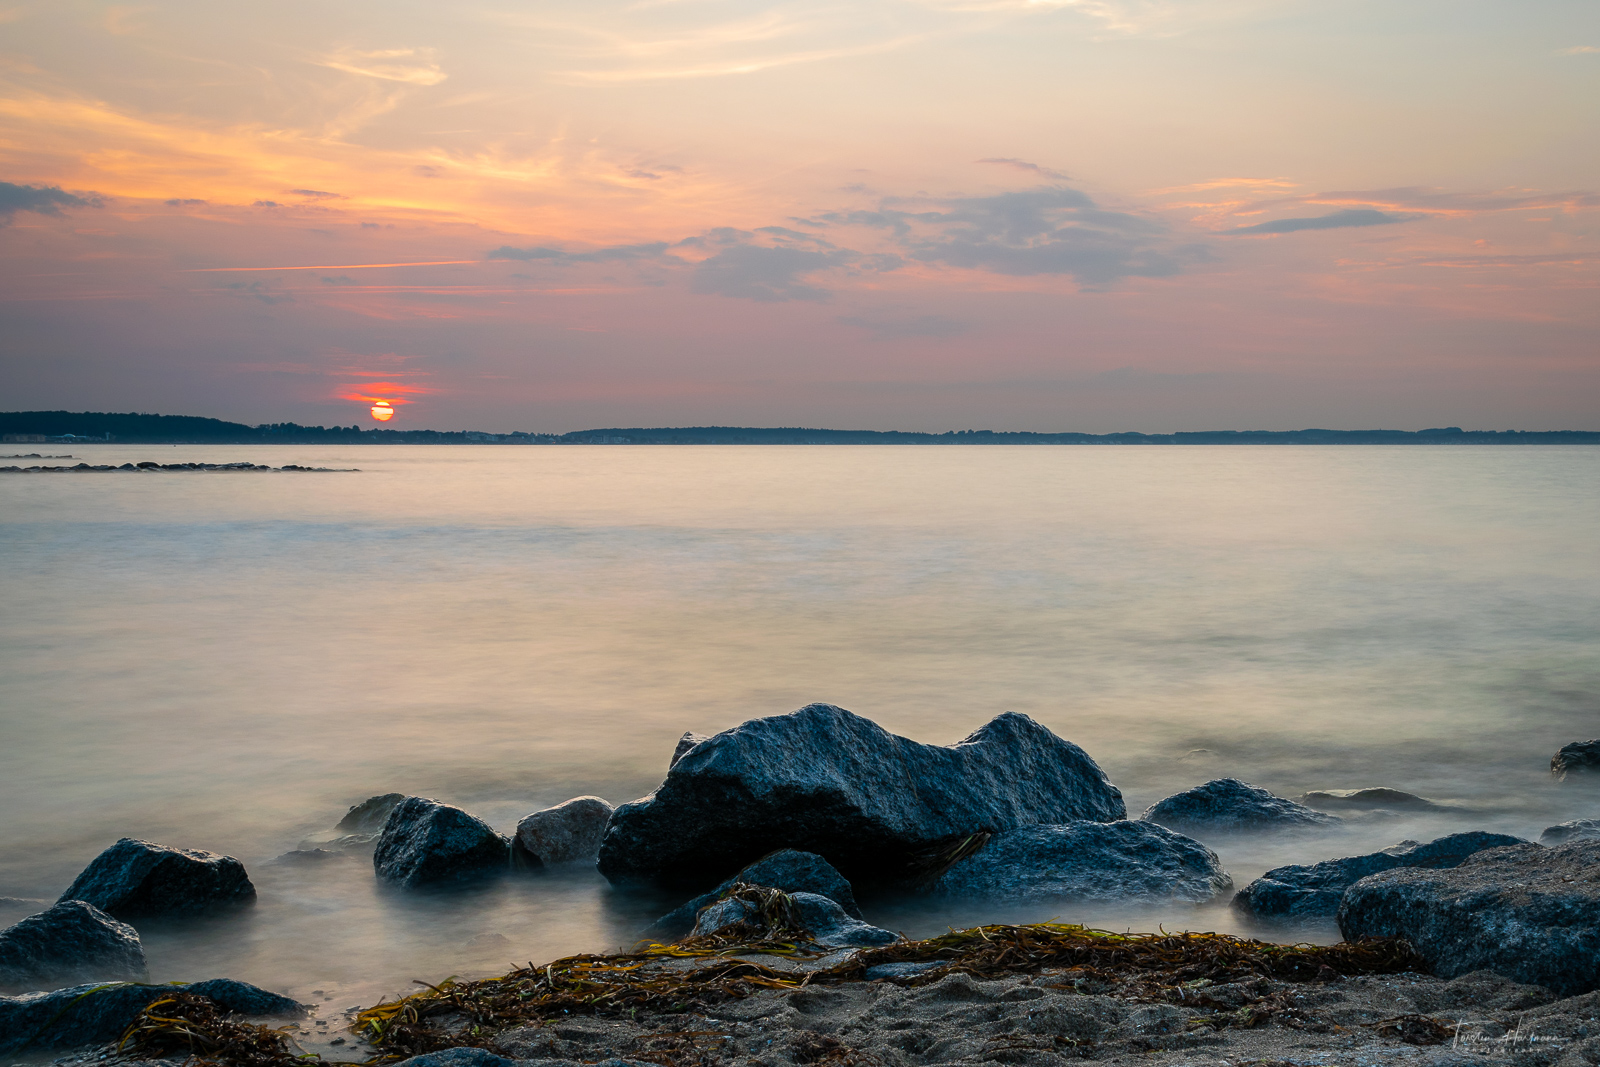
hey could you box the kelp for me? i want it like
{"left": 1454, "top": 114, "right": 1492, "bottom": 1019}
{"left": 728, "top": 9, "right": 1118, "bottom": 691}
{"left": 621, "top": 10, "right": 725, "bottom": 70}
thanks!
{"left": 351, "top": 920, "right": 1425, "bottom": 1062}
{"left": 825, "top": 922, "right": 1425, "bottom": 986}
{"left": 116, "top": 992, "right": 320, "bottom": 1067}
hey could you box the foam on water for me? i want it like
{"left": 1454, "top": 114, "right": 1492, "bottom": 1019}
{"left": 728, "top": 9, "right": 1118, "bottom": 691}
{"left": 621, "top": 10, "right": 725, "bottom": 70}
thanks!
{"left": 2, "top": 444, "right": 1598, "bottom": 1005}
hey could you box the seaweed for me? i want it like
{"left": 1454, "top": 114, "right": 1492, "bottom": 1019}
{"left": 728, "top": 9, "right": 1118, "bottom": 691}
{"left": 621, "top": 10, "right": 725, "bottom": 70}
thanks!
{"left": 116, "top": 992, "right": 319, "bottom": 1067}
{"left": 351, "top": 921, "right": 1426, "bottom": 1061}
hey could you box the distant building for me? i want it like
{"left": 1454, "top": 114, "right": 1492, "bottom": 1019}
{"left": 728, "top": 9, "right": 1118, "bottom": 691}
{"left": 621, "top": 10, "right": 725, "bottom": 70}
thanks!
{"left": 3, "top": 434, "right": 46, "bottom": 443}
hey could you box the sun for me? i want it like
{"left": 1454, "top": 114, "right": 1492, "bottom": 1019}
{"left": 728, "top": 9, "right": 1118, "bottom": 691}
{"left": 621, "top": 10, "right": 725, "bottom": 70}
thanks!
{"left": 370, "top": 402, "right": 395, "bottom": 422}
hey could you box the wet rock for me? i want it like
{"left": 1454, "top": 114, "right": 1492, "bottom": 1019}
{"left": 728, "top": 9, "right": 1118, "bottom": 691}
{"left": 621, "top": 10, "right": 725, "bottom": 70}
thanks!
{"left": 1552, "top": 741, "right": 1600, "bottom": 782}
{"left": 0, "top": 901, "right": 146, "bottom": 993}
{"left": 671, "top": 732, "right": 710, "bottom": 768}
{"left": 691, "top": 889, "right": 899, "bottom": 948}
{"left": 929, "top": 821, "right": 1233, "bottom": 904}
{"left": 270, "top": 849, "right": 347, "bottom": 865}
{"left": 645, "top": 849, "right": 861, "bottom": 941}
{"left": 1140, "top": 779, "right": 1341, "bottom": 837}
{"left": 0, "top": 977, "right": 304, "bottom": 1054}
{"left": 338, "top": 793, "right": 408, "bottom": 834}
{"left": 598, "top": 704, "right": 1125, "bottom": 890}
{"left": 515, "top": 796, "right": 613, "bottom": 866}
{"left": 1294, "top": 788, "right": 1443, "bottom": 812}
{"left": 390, "top": 1050, "right": 516, "bottom": 1067}
{"left": 57, "top": 838, "right": 256, "bottom": 920}
{"left": 1540, "top": 819, "right": 1600, "bottom": 846}
{"left": 1234, "top": 831, "right": 1527, "bottom": 921}
{"left": 1338, "top": 840, "right": 1600, "bottom": 995}
{"left": 373, "top": 797, "right": 510, "bottom": 888}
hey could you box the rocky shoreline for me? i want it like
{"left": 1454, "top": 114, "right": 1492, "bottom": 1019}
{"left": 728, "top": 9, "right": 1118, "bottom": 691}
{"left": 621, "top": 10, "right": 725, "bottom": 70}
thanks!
{"left": 0, "top": 461, "right": 357, "bottom": 472}
{"left": 8, "top": 704, "right": 1600, "bottom": 1067}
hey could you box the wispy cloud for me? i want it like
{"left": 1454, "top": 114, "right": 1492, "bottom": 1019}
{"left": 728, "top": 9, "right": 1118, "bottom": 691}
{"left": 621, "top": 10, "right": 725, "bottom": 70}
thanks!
{"left": 1220, "top": 208, "right": 1421, "bottom": 235}
{"left": 977, "top": 158, "right": 1070, "bottom": 180}
{"left": 488, "top": 241, "right": 670, "bottom": 263}
{"left": 1557, "top": 45, "right": 1599, "bottom": 55}
{"left": 316, "top": 48, "right": 448, "bottom": 86}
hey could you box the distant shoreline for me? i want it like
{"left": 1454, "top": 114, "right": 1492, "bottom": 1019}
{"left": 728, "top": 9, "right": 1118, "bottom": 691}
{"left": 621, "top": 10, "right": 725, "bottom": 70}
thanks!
{"left": 6, "top": 412, "right": 1600, "bottom": 446}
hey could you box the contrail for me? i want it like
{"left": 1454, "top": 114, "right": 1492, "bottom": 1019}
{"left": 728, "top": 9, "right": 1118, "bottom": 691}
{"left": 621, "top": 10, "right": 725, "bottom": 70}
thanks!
{"left": 179, "top": 260, "right": 481, "bottom": 273}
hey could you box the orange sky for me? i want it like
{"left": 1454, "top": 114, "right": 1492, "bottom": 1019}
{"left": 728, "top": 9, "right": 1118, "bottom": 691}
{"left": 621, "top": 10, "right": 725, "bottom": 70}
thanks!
{"left": 1, "top": 0, "right": 1596, "bottom": 431}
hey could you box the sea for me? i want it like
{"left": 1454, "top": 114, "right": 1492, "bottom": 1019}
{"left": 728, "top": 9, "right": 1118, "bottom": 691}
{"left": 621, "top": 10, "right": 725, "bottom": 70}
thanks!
{"left": 3, "top": 444, "right": 1599, "bottom": 1008}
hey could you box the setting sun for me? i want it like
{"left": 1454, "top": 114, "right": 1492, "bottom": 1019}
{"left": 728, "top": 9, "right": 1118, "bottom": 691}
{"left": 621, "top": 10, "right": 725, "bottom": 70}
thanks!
{"left": 370, "top": 402, "right": 394, "bottom": 422}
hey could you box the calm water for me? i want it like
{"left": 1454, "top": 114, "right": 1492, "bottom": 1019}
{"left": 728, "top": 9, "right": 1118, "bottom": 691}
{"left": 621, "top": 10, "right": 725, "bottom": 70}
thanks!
{"left": 3, "top": 445, "right": 1599, "bottom": 1008}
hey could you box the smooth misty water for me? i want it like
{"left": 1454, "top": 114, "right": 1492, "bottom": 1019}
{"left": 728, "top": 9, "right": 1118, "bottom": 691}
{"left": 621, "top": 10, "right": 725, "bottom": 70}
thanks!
{"left": 3, "top": 445, "right": 1599, "bottom": 1008}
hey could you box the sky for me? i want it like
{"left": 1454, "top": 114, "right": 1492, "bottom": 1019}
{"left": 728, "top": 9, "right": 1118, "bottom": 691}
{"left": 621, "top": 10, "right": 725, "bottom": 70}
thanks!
{"left": 0, "top": 0, "right": 1596, "bottom": 432}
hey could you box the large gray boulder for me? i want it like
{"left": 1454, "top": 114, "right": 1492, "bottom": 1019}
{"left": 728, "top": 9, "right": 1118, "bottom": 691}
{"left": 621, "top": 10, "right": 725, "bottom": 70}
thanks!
{"left": 645, "top": 849, "right": 861, "bottom": 942}
{"left": 929, "top": 821, "right": 1233, "bottom": 904}
{"left": 1338, "top": 840, "right": 1600, "bottom": 995}
{"left": 1140, "top": 779, "right": 1341, "bottom": 837}
{"left": 1552, "top": 740, "right": 1600, "bottom": 781}
{"left": 1540, "top": 819, "right": 1600, "bottom": 845}
{"left": 0, "top": 977, "right": 304, "bottom": 1055}
{"left": 515, "top": 796, "right": 613, "bottom": 866}
{"left": 1234, "top": 831, "right": 1526, "bottom": 922}
{"left": 0, "top": 901, "right": 146, "bottom": 993}
{"left": 597, "top": 704, "right": 1125, "bottom": 889}
{"left": 374, "top": 797, "right": 510, "bottom": 888}
{"left": 58, "top": 839, "right": 255, "bottom": 920}
{"left": 691, "top": 889, "right": 899, "bottom": 948}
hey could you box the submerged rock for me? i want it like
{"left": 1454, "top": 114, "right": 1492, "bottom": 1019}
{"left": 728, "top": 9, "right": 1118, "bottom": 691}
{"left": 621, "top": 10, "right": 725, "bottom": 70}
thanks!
{"left": 0, "top": 977, "right": 304, "bottom": 1054}
{"left": 338, "top": 793, "right": 408, "bottom": 834}
{"left": 691, "top": 889, "right": 899, "bottom": 948}
{"left": 374, "top": 797, "right": 510, "bottom": 888}
{"left": 1140, "top": 779, "right": 1341, "bottom": 837}
{"left": 271, "top": 849, "right": 347, "bottom": 865}
{"left": 1234, "top": 831, "right": 1526, "bottom": 922}
{"left": 1293, "top": 788, "right": 1442, "bottom": 812}
{"left": 598, "top": 704, "right": 1125, "bottom": 890}
{"left": 1338, "top": 840, "right": 1600, "bottom": 995}
{"left": 929, "top": 821, "right": 1233, "bottom": 905}
{"left": 0, "top": 901, "right": 146, "bottom": 993}
{"left": 301, "top": 793, "right": 409, "bottom": 851}
{"left": 58, "top": 839, "right": 256, "bottom": 920}
{"left": 1540, "top": 819, "right": 1600, "bottom": 846}
{"left": 515, "top": 796, "right": 614, "bottom": 867}
{"left": 670, "top": 732, "right": 711, "bottom": 768}
{"left": 646, "top": 849, "right": 861, "bottom": 941}
{"left": 1552, "top": 741, "right": 1600, "bottom": 781}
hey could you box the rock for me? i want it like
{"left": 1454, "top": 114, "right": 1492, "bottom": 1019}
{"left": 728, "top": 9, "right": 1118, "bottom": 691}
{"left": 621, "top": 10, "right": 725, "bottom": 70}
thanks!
{"left": 0, "top": 901, "right": 147, "bottom": 993}
{"left": 671, "top": 732, "right": 710, "bottom": 768}
{"left": 57, "top": 838, "right": 256, "bottom": 920}
{"left": 1540, "top": 819, "right": 1600, "bottom": 846}
{"left": 0, "top": 977, "right": 304, "bottom": 1055}
{"left": 1234, "top": 831, "right": 1527, "bottom": 921}
{"left": 391, "top": 1049, "right": 516, "bottom": 1067}
{"left": 1294, "top": 788, "right": 1443, "bottom": 812}
{"left": 271, "top": 849, "right": 347, "bottom": 865}
{"left": 928, "top": 821, "right": 1233, "bottom": 905}
{"left": 337, "top": 793, "right": 408, "bottom": 834}
{"left": 864, "top": 961, "right": 946, "bottom": 979}
{"left": 1140, "top": 779, "right": 1341, "bottom": 837}
{"left": 645, "top": 849, "right": 862, "bottom": 941}
{"left": 373, "top": 797, "right": 510, "bottom": 888}
{"left": 1552, "top": 741, "right": 1600, "bottom": 781}
{"left": 690, "top": 889, "right": 899, "bottom": 948}
{"left": 598, "top": 704, "right": 1125, "bottom": 889}
{"left": 1338, "top": 840, "right": 1600, "bottom": 996}
{"left": 515, "top": 796, "right": 614, "bottom": 866}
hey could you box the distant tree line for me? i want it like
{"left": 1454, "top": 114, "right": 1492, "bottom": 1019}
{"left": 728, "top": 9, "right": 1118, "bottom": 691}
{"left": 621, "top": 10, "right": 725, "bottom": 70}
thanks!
{"left": 4, "top": 411, "right": 1599, "bottom": 445}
